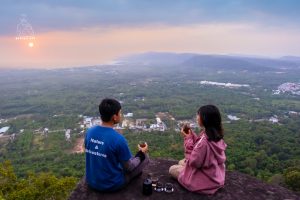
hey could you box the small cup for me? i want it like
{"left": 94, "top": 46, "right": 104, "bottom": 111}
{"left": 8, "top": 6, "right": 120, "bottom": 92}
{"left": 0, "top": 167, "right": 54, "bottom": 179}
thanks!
{"left": 147, "top": 173, "right": 153, "bottom": 179}
{"left": 182, "top": 124, "right": 190, "bottom": 134}
{"left": 154, "top": 182, "right": 164, "bottom": 192}
{"left": 151, "top": 176, "right": 159, "bottom": 187}
{"left": 164, "top": 183, "right": 174, "bottom": 193}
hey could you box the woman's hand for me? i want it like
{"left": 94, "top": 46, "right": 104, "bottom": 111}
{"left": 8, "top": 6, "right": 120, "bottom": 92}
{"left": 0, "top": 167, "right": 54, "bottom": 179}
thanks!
{"left": 181, "top": 124, "right": 191, "bottom": 137}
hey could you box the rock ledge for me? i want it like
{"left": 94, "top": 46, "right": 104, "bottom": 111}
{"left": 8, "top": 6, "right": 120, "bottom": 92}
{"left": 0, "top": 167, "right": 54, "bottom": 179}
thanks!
{"left": 68, "top": 159, "right": 300, "bottom": 200}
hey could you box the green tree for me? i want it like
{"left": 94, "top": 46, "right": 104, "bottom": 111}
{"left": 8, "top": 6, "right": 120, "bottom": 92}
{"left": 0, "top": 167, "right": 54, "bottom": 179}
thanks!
{"left": 0, "top": 160, "right": 17, "bottom": 196}
{"left": 284, "top": 170, "right": 300, "bottom": 191}
{"left": 0, "top": 161, "right": 77, "bottom": 200}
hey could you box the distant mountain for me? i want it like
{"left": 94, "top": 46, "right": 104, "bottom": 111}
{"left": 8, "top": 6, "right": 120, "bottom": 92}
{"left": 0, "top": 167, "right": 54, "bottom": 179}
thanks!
{"left": 182, "top": 55, "right": 269, "bottom": 71}
{"left": 116, "top": 52, "right": 299, "bottom": 72}
{"left": 228, "top": 56, "right": 298, "bottom": 69}
{"left": 116, "top": 52, "right": 197, "bottom": 66}
{"left": 280, "top": 56, "right": 300, "bottom": 63}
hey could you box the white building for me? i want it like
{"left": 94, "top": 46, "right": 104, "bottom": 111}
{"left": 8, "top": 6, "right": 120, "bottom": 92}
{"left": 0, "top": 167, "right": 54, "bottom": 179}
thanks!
{"left": 156, "top": 117, "right": 162, "bottom": 124}
{"left": 135, "top": 119, "right": 147, "bottom": 129}
{"left": 43, "top": 128, "right": 49, "bottom": 137}
{"left": 288, "top": 111, "right": 298, "bottom": 115}
{"left": 122, "top": 119, "right": 130, "bottom": 128}
{"left": 150, "top": 121, "right": 166, "bottom": 132}
{"left": 269, "top": 116, "right": 279, "bottom": 123}
{"left": 200, "top": 80, "right": 250, "bottom": 88}
{"left": 65, "top": 129, "right": 71, "bottom": 141}
{"left": 0, "top": 126, "right": 9, "bottom": 133}
{"left": 115, "top": 124, "right": 124, "bottom": 130}
{"left": 227, "top": 115, "right": 240, "bottom": 121}
{"left": 84, "top": 117, "right": 93, "bottom": 128}
{"left": 124, "top": 113, "right": 133, "bottom": 117}
{"left": 92, "top": 118, "right": 102, "bottom": 126}
{"left": 10, "top": 133, "right": 16, "bottom": 142}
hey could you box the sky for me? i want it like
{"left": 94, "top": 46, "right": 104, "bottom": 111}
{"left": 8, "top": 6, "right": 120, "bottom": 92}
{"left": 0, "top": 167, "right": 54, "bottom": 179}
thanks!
{"left": 0, "top": 0, "right": 300, "bottom": 68}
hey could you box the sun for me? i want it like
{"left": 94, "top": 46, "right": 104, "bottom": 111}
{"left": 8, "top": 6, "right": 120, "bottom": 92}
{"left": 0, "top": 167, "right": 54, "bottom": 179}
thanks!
{"left": 28, "top": 42, "right": 34, "bottom": 48}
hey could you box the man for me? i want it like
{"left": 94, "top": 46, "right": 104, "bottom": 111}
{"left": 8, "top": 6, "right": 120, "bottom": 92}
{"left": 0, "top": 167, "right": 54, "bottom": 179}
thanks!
{"left": 85, "top": 98, "right": 149, "bottom": 191}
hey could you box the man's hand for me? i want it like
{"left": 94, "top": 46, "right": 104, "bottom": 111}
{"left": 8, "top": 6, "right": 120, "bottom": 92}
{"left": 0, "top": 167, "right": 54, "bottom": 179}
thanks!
{"left": 138, "top": 142, "right": 148, "bottom": 153}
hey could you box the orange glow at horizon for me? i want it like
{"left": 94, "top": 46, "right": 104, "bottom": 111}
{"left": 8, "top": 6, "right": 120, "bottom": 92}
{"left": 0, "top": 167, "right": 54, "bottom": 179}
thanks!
{"left": 1, "top": 23, "right": 300, "bottom": 68}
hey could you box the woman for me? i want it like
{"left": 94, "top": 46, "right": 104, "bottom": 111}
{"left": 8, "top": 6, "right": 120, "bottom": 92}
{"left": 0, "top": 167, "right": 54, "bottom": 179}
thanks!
{"left": 169, "top": 105, "right": 227, "bottom": 194}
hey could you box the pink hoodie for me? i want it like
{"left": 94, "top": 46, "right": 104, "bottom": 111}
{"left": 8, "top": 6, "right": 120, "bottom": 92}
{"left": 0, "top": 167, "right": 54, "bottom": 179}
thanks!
{"left": 178, "top": 131, "right": 227, "bottom": 194}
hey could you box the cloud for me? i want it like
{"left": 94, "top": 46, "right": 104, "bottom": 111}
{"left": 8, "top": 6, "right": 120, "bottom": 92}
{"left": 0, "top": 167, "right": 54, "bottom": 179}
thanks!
{"left": 1, "top": 0, "right": 300, "bottom": 35}
{"left": 1, "top": 0, "right": 299, "bottom": 68}
{"left": 1, "top": 23, "right": 300, "bottom": 68}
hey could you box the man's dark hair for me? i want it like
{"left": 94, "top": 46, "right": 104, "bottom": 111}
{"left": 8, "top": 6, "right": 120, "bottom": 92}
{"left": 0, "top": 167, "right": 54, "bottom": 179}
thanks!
{"left": 197, "top": 105, "right": 224, "bottom": 142}
{"left": 99, "top": 98, "right": 121, "bottom": 122}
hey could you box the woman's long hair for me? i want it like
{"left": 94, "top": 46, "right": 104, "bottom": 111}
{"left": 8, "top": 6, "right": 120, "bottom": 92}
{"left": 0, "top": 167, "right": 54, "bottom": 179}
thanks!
{"left": 198, "top": 105, "right": 224, "bottom": 142}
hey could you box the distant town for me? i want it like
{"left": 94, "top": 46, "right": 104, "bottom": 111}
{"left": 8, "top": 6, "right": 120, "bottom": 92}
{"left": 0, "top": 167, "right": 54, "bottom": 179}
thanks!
{"left": 1, "top": 110, "right": 299, "bottom": 144}
{"left": 273, "top": 82, "right": 300, "bottom": 95}
{"left": 197, "top": 80, "right": 300, "bottom": 96}
{"left": 79, "top": 112, "right": 196, "bottom": 133}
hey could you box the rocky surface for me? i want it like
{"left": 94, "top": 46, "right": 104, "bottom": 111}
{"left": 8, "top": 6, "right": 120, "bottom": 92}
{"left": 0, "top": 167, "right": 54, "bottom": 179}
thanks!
{"left": 68, "top": 159, "right": 300, "bottom": 200}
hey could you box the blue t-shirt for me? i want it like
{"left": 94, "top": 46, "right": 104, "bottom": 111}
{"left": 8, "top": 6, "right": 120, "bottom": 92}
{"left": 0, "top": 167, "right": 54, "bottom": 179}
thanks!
{"left": 85, "top": 126, "right": 132, "bottom": 191}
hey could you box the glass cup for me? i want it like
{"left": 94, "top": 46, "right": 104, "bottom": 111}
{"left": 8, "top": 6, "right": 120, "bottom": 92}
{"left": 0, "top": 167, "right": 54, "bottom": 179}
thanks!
{"left": 151, "top": 176, "right": 159, "bottom": 187}
{"left": 164, "top": 183, "right": 174, "bottom": 193}
{"left": 182, "top": 123, "right": 190, "bottom": 134}
{"left": 147, "top": 173, "right": 153, "bottom": 179}
{"left": 154, "top": 182, "right": 164, "bottom": 192}
{"left": 138, "top": 141, "right": 147, "bottom": 148}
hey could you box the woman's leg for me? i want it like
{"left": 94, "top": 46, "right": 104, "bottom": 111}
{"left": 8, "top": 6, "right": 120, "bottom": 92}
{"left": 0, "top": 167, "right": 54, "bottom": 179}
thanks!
{"left": 178, "top": 159, "right": 186, "bottom": 166}
{"left": 169, "top": 164, "right": 184, "bottom": 179}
